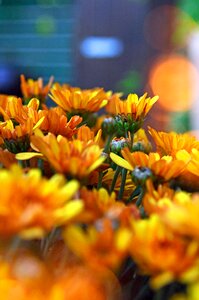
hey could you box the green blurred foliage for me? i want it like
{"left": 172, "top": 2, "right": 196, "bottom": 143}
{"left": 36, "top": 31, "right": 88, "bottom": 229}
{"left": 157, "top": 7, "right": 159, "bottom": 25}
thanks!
{"left": 169, "top": 111, "right": 191, "bottom": 133}
{"left": 116, "top": 70, "right": 142, "bottom": 95}
{"left": 178, "top": 0, "right": 199, "bottom": 22}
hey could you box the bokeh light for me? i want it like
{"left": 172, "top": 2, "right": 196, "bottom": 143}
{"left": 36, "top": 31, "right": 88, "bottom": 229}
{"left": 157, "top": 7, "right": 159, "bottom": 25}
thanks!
{"left": 35, "top": 15, "right": 56, "bottom": 35}
{"left": 149, "top": 54, "right": 199, "bottom": 112}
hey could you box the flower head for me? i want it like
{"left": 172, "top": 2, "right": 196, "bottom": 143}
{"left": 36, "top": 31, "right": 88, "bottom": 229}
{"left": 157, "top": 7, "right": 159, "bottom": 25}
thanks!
{"left": 0, "top": 117, "right": 44, "bottom": 153}
{"left": 20, "top": 74, "right": 53, "bottom": 103}
{"left": 149, "top": 127, "right": 199, "bottom": 157}
{"left": 0, "top": 165, "right": 82, "bottom": 238}
{"left": 130, "top": 215, "right": 199, "bottom": 289}
{"left": 49, "top": 83, "right": 108, "bottom": 113}
{"left": 29, "top": 131, "right": 105, "bottom": 180}
{"left": 106, "top": 93, "right": 158, "bottom": 134}
{"left": 38, "top": 108, "right": 82, "bottom": 138}
{"left": 64, "top": 219, "right": 132, "bottom": 269}
{"left": 110, "top": 148, "right": 186, "bottom": 183}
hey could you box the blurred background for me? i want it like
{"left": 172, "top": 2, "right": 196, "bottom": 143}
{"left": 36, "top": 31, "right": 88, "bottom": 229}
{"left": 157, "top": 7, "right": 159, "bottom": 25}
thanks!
{"left": 1, "top": 0, "right": 199, "bottom": 133}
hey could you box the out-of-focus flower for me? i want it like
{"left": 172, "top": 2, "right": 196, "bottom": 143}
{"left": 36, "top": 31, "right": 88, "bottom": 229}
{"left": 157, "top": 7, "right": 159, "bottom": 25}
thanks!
{"left": 143, "top": 180, "right": 176, "bottom": 215}
{"left": 49, "top": 83, "right": 108, "bottom": 113}
{"left": 64, "top": 218, "right": 132, "bottom": 270}
{"left": 110, "top": 149, "right": 186, "bottom": 183}
{"left": 20, "top": 74, "right": 53, "bottom": 103}
{"left": 51, "top": 264, "right": 122, "bottom": 300}
{"left": 161, "top": 192, "right": 199, "bottom": 241}
{"left": 0, "top": 249, "right": 122, "bottom": 300}
{"left": 149, "top": 127, "right": 199, "bottom": 157}
{"left": 171, "top": 281, "right": 199, "bottom": 300}
{"left": 26, "top": 131, "right": 106, "bottom": 180}
{"left": 0, "top": 165, "right": 82, "bottom": 238}
{"left": 77, "top": 187, "right": 124, "bottom": 222}
{"left": 130, "top": 214, "right": 199, "bottom": 289}
{"left": 175, "top": 149, "right": 199, "bottom": 191}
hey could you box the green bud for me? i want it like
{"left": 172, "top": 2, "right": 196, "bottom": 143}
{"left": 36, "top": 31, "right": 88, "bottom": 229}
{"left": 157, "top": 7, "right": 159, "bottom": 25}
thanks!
{"left": 102, "top": 117, "right": 117, "bottom": 136}
{"left": 110, "top": 138, "right": 128, "bottom": 154}
{"left": 131, "top": 167, "right": 153, "bottom": 186}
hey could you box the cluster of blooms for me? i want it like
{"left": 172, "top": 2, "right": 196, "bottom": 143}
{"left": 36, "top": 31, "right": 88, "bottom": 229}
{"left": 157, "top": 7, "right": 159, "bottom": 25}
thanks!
{"left": 0, "top": 74, "right": 198, "bottom": 300}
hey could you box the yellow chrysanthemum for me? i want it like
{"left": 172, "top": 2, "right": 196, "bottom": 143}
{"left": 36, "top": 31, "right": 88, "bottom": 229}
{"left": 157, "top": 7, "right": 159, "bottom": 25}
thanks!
{"left": 130, "top": 214, "right": 199, "bottom": 289}
{"left": 161, "top": 192, "right": 199, "bottom": 240}
{"left": 20, "top": 74, "right": 53, "bottom": 101}
{"left": 106, "top": 93, "right": 158, "bottom": 121}
{"left": 149, "top": 127, "right": 199, "bottom": 157}
{"left": 175, "top": 149, "right": 199, "bottom": 191}
{"left": 0, "top": 117, "right": 44, "bottom": 153}
{"left": 0, "top": 165, "right": 82, "bottom": 238}
{"left": 49, "top": 83, "right": 108, "bottom": 113}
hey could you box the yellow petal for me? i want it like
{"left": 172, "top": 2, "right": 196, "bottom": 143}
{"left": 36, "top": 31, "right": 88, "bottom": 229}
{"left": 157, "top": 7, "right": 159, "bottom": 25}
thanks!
{"left": 16, "top": 152, "right": 43, "bottom": 160}
{"left": 54, "top": 200, "right": 84, "bottom": 224}
{"left": 19, "top": 227, "right": 45, "bottom": 239}
{"left": 110, "top": 152, "right": 133, "bottom": 170}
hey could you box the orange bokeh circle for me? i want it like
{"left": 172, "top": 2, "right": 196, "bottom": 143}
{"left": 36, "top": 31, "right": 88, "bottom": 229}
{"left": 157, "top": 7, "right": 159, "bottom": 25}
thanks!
{"left": 149, "top": 54, "right": 199, "bottom": 111}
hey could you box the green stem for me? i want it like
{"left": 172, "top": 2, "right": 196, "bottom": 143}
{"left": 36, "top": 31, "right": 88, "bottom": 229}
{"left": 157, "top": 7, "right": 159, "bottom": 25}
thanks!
{"left": 104, "top": 134, "right": 114, "bottom": 153}
{"left": 130, "top": 132, "right": 134, "bottom": 149}
{"left": 110, "top": 165, "right": 121, "bottom": 193}
{"left": 97, "top": 171, "right": 104, "bottom": 189}
{"left": 126, "top": 186, "right": 141, "bottom": 204}
{"left": 134, "top": 284, "right": 149, "bottom": 300}
{"left": 135, "top": 188, "right": 145, "bottom": 207}
{"left": 118, "top": 168, "right": 127, "bottom": 200}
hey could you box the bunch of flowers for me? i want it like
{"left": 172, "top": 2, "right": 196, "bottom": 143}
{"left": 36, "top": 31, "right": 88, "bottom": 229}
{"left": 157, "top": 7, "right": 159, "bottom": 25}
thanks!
{"left": 0, "top": 75, "right": 198, "bottom": 300}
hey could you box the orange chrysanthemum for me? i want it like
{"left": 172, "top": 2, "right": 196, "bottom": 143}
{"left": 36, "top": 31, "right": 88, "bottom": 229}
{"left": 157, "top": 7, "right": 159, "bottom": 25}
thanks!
{"left": 28, "top": 131, "right": 105, "bottom": 179}
{"left": 0, "top": 97, "right": 40, "bottom": 124}
{"left": 110, "top": 148, "right": 186, "bottom": 183}
{"left": 38, "top": 108, "right": 82, "bottom": 138}
{"left": 106, "top": 93, "right": 158, "bottom": 121}
{"left": 64, "top": 219, "right": 132, "bottom": 269}
{"left": 0, "top": 249, "right": 121, "bottom": 300}
{"left": 0, "top": 148, "right": 17, "bottom": 168}
{"left": 0, "top": 165, "right": 82, "bottom": 238}
{"left": 149, "top": 127, "right": 199, "bottom": 157}
{"left": 0, "top": 94, "right": 12, "bottom": 111}
{"left": 77, "top": 187, "right": 139, "bottom": 223}
{"left": 49, "top": 83, "right": 108, "bottom": 113}
{"left": 130, "top": 214, "right": 199, "bottom": 289}
{"left": 20, "top": 74, "right": 53, "bottom": 102}
{"left": 143, "top": 180, "right": 175, "bottom": 215}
